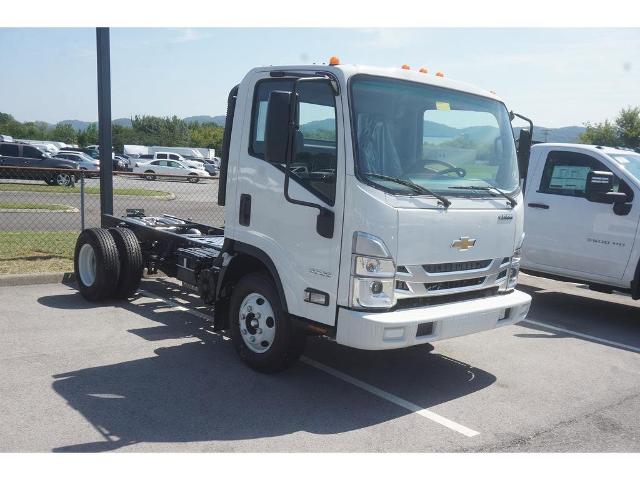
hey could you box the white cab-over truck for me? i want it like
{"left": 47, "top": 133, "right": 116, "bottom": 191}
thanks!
{"left": 521, "top": 143, "right": 640, "bottom": 298}
{"left": 73, "top": 61, "right": 532, "bottom": 372}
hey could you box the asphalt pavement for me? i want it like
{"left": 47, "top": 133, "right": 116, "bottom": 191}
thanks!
{"left": 0, "top": 273, "right": 638, "bottom": 452}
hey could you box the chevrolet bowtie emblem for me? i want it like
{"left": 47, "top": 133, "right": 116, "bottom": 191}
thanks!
{"left": 451, "top": 237, "right": 476, "bottom": 251}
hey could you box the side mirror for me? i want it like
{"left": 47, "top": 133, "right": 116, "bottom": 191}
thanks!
{"left": 264, "top": 91, "right": 293, "bottom": 164}
{"left": 585, "top": 171, "right": 627, "bottom": 204}
{"left": 511, "top": 112, "right": 534, "bottom": 180}
{"left": 517, "top": 128, "right": 532, "bottom": 179}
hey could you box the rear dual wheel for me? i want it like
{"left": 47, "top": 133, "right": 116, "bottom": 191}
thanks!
{"left": 74, "top": 227, "right": 143, "bottom": 301}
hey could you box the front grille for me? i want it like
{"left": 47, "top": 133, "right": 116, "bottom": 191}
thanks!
{"left": 424, "top": 277, "right": 485, "bottom": 292}
{"left": 423, "top": 259, "right": 491, "bottom": 273}
{"left": 395, "top": 287, "right": 499, "bottom": 310}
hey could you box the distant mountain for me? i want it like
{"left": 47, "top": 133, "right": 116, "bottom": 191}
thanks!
{"left": 56, "top": 116, "right": 223, "bottom": 131}
{"left": 113, "top": 118, "right": 132, "bottom": 127}
{"left": 514, "top": 125, "right": 585, "bottom": 144}
{"left": 184, "top": 115, "right": 226, "bottom": 126}
{"left": 34, "top": 115, "right": 587, "bottom": 144}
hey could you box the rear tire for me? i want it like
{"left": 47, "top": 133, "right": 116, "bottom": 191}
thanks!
{"left": 74, "top": 228, "right": 121, "bottom": 301}
{"left": 108, "top": 227, "right": 144, "bottom": 299}
{"left": 188, "top": 174, "right": 199, "bottom": 183}
{"left": 144, "top": 170, "right": 156, "bottom": 181}
{"left": 229, "top": 272, "right": 305, "bottom": 373}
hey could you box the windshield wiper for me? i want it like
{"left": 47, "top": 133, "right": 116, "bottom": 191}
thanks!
{"left": 363, "top": 172, "right": 451, "bottom": 207}
{"left": 448, "top": 185, "right": 517, "bottom": 208}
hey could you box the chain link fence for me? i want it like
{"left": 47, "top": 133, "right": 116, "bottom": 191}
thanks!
{"left": 0, "top": 165, "right": 223, "bottom": 275}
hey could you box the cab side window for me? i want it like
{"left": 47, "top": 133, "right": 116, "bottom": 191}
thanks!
{"left": 23, "top": 146, "right": 43, "bottom": 159}
{"left": 539, "top": 151, "right": 615, "bottom": 198}
{"left": 249, "top": 78, "right": 338, "bottom": 205}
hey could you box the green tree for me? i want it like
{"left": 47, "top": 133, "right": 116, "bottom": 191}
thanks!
{"left": 616, "top": 106, "right": 640, "bottom": 149}
{"left": 579, "top": 119, "right": 618, "bottom": 147}
{"left": 77, "top": 123, "right": 99, "bottom": 147}
{"left": 51, "top": 123, "right": 78, "bottom": 144}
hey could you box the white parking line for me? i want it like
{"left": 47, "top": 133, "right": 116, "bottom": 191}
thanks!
{"left": 522, "top": 319, "right": 640, "bottom": 354}
{"left": 301, "top": 356, "right": 480, "bottom": 437}
{"left": 138, "top": 288, "right": 480, "bottom": 438}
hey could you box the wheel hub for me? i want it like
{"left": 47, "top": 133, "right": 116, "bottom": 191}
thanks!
{"left": 78, "top": 243, "right": 96, "bottom": 287}
{"left": 239, "top": 293, "right": 276, "bottom": 353}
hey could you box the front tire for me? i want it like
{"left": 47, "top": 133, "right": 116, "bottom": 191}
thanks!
{"left": 74, "top": 228, "right": 121, "bottom": 301}
{"left": 144, "top": 170, "right": 156, "bottom": 181}
{"left": 188, "top": 174, "right": 200, "bottom": 183}
{"left": 54, "top": 170, "right": 74, "bottom": 187}
{"left": 229, "top": 272, "right": 305, "bottom": 373}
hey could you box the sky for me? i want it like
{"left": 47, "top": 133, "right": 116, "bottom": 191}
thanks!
{"left": 0, "top": 27, "right": 639, "bottom": 128}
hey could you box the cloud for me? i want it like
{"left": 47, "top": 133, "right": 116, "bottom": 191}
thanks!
{"left": 357, "top": 28, "right": 422, "bottom": 49}
{"left": 172, "top": 28, "right": 212, "bottom": 44}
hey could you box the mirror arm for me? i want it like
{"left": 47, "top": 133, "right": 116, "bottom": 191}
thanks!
{"left": 511, "top": 111, "right": 534, "bottom": 137}
{"left": 282, "top": 78, "right": 335, "bottom": 238}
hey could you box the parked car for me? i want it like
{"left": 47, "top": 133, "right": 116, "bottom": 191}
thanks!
{"left": 521, "top": 143, "right": 640, "bottom": 299}
{"left": 202, "top": 158, "right": 219, "bottom": 176}
{"left": 132, "top": 159, "right": 210, "bottom": 183}
{"left": 0, "top": 142, "right": 78, "bottom": 186}
{"left": 55, "top": 151, "right": 100, "bottom": 177}
{"left": 148, "top": 152, "right": 206, "bottom": 171}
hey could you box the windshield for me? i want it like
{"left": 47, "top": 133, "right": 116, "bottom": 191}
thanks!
{"left": 350, "top": 75, "right": 519, "bottom": 196}
{"left": 610, "top": 153, "right": 640, "bottom": 181}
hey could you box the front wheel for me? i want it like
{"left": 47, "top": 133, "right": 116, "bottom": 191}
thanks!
{"left": 54, "top": 170, "right": 74, "bottom": 187}
{"left": 229, "top": 272, "right": 305, "bottom": 373}
{"left": 144, "top": 170, "right": 156, "bottom": 181}
{"left": 187, "top": 174, "right": 200, "bottom": 183}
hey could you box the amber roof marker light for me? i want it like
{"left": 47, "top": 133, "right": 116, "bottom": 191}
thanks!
{"left": 329, "top": 56, "right": 340, "bottom": 66}
{"left": 401, "top": 64, "right": 410, "bottom": 70}
{"left": 435, "top": 71, "right": 445, "bottom": 77}
{"left": 419, "top": 67, "right": 428, "bottom": 74}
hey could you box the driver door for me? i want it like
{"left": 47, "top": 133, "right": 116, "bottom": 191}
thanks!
{"left": 229, "top": 72, "right": 345, "bottom": 326}
{"left": 524, "top": 149, "right": 638, "bottom": 280}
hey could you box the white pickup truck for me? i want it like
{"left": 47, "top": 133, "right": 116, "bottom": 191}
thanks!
{"left": 521, "top": 143, "right": 640, "bottom": 298}
{"left": 74, "top": 60, "right": 532, "bottom": 372}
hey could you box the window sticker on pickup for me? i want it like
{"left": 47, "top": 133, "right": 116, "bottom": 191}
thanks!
{"left": 549, "top": 165, "right": 591, "bottom": 191}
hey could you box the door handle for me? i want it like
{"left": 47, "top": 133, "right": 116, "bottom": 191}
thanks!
{"left": 527, "top": 203, "right": 549, "bottom": 209}
{"left": 239, "top": 193, "right": 251, "bottom": 226}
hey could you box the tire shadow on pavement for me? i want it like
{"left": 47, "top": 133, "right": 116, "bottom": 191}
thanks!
{"left": 38, "top": 282, "right": 497, "bottom": 452}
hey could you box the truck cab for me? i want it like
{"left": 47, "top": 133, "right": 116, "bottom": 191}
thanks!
{"left": 521, "top": 143, "right": 640, "bottom": 297}
{"left": 77, "top": 61, "right": 532, "bottom": 372}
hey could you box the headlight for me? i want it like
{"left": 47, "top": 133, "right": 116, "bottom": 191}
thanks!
{"left": 507, "top": 246, "right": 522, "bottom": 290}
{"left": 349, "top": 232, "right": 396, "bottom": 309}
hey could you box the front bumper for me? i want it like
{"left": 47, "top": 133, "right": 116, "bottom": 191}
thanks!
{"left": 336, "top": 289, "right": 531, "bottom": 350}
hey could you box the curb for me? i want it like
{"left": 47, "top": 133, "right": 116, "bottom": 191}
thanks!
{"left": 0, "top": 271, "right": 167, "bottom": 287}
{"left": 0, "top": 207, "right": 79, "bottom": 213}
{"left": 0, "top": 272, "right": 75, "bottom": 287}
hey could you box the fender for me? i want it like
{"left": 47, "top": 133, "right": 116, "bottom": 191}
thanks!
{"left": 217, "top": 239, "right": 289, "bottom": 313}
